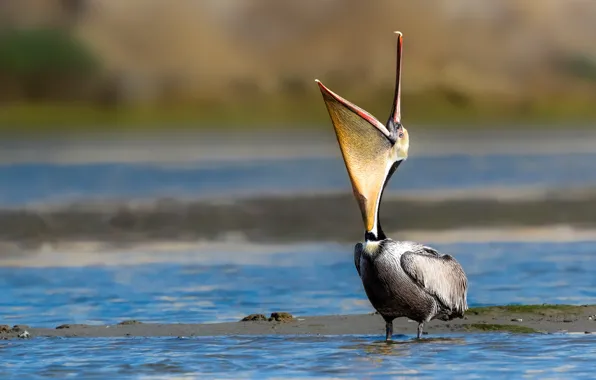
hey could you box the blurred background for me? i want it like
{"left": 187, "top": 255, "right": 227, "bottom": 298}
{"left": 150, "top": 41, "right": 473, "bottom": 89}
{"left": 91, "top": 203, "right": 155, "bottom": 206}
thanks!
{"left": 1, "top": 0, "right": 596, "bottom": 332}
{"left": 1, "top": 0, "right": 596, "bottom": 128}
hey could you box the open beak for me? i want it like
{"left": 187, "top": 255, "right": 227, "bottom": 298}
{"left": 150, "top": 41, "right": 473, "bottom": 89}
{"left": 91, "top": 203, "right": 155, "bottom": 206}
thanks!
{"left": 315, "top": 32, "right": 407, "bottom": 238}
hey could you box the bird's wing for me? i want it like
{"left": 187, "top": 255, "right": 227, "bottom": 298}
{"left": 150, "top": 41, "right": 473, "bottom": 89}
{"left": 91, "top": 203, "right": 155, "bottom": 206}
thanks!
{"left": 354, "top": 243, "right": 364, "bottom": 276}
{"left": 400, "top": 247, "right": 468, "bottom": 314}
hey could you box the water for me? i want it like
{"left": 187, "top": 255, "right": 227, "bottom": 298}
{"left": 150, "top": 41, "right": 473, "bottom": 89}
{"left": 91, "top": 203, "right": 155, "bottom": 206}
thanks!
{"left": 2, "top": 145, "right": 596, "bottom": 378}
{"left": 1, "top": 153, "right": 596, "bottom": 205}
{"left": 2, "top": 242, "right": 596, "bottom": 326}
{"left": 1, "top": 241, "right": 596, "bottom": 378}
{"left": 2, "top": 334, "right": 596, "bottom": 379}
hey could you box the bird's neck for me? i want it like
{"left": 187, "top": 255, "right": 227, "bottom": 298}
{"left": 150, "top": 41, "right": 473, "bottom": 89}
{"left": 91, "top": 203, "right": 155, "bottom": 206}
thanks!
{"left": 365, "top": 224, "right": 386, "bottom": 242}
{"left": 363, "top": 227, "right": 387, "bottom": 256}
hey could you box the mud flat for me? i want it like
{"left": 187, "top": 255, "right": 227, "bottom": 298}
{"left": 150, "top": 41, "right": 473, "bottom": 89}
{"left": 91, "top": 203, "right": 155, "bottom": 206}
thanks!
{"left": 3, "top": 188, "right": 596, "bottom": 250}
{"left": 2, "top": 305, "right": 595, "bottom": 340}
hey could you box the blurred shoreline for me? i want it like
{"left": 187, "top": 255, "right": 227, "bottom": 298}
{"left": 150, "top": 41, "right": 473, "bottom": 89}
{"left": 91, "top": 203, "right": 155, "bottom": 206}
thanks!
{"left": 3, "top": 189, "right": 596, "bottom": 258}
{"left": 2, "top": 130, "right": 596, "bottom": 258}
{"left": 3, "top": 128, "right": 596, "bottom": 165}
{"left": 2, "top": 224, "right": 596, "bottom": 268}
{"left": 2, "top": 102, "right": 596, "bottom": 133}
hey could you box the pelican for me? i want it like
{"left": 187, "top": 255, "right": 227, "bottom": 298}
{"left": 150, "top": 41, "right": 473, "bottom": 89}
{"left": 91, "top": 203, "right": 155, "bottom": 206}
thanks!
{"left": 315, "top": 32, "right": 468, "bottom": 340}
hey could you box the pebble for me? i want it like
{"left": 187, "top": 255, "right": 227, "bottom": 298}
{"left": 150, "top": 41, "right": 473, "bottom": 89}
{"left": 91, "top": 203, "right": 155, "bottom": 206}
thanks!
{"left": 269, "top": 312, "right": 294, "bottom": 322}
{"left": 118, "top": 320, "right": 143, "bottom": 326}
{"left": 241, "top": 314, "right": 267, "bottom": 322}
{"left": 56, "top": 324, "right": 86, "bottom": 329}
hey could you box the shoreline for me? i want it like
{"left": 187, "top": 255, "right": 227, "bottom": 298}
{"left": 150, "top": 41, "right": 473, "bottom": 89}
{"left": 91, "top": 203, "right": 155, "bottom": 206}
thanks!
{"left": 3, "top": 305, "right": 595, "bottom": 340}
{"left": 1, "top": 224, "right": 596, "bottom": 267}
{"left": 3, "top": 191, "right": 596, "bottom": 249}
{"left": 2, "top": 102, "right": 596, "bottom": 133}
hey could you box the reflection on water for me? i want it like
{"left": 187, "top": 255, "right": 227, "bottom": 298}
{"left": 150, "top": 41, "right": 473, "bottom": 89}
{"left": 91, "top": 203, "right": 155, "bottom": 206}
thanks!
{"left": 1, "top": 153, "right": 596, "bottom": 205}
{"left": 345, "top": 336, "right": 468, "bottom": 357}
{"left": 2, "top": 334, "right": 596, "bottom": 379}
{"left": 1, "top": 241, "right": 595, "bottom": 326}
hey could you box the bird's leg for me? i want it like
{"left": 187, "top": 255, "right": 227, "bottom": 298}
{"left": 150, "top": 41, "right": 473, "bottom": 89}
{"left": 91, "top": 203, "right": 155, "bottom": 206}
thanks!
{"left": 385, "top": 320, "right": 393, "bottom": 341}
{"left": 417, "top": 323, "right": 424, "bottom": 339}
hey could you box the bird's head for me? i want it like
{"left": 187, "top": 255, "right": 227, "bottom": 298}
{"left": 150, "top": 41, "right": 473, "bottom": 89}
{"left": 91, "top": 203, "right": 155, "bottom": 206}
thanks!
{"left": 316, "top": 32, "right": 408, "bottom": 241}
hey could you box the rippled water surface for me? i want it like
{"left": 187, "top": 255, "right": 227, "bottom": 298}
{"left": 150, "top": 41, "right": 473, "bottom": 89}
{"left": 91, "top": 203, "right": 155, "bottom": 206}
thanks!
{"left": 2, "top": 242, "right": 596, "bottom": 326}
{"left": 3, "top": 334, "right": 596, "bottom": 379}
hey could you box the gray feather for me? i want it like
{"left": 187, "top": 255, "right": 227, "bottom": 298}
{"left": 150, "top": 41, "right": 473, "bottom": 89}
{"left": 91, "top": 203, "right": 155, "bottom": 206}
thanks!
{"left": 400, "top": 247, "right": 468, "bottom": 315}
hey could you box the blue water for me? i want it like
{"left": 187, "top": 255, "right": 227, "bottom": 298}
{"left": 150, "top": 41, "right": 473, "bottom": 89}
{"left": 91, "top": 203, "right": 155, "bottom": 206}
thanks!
{"left": 2, "top": 150, "right": 596, "bottom": 378}
{"left": 1, "top": 153, "right": 596, "bottom": 205}
{"left": 1, "top": 241, "right": 596, "bottom": 378}
{"left": 2, "top": 242, "right": 596, "bottom": 327}
{"left": 2, "top": 334, "right": 596, "bottom": 379}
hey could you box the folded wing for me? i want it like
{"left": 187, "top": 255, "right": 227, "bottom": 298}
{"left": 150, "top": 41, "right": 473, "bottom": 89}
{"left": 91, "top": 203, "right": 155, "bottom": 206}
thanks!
{"left": 400, "top": 248, "right": 468, "bottom": 315}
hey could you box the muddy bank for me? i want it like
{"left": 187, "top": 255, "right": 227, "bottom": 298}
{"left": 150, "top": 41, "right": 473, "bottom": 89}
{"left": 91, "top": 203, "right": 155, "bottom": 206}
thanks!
{"left": 2, "top": 305, "right": 595, "bottom": 340}
{"left": 2, "top": 189, "right": 596, "bottom": 248}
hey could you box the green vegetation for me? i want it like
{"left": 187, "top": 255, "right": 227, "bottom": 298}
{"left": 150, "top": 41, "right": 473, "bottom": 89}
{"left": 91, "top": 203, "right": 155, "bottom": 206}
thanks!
{"left": 2, "top": 94, "right": 596, "bottom": 136}
{"left": 0, "top": 29, "right": 97, "bottom": 76}
{"left": 467, "top": 324, "right": 538, "bottom": 334}
{"left": 468, "top": 304, "right": 586, "bottom": 316}
{"left": 0, "top": 28, "right": 98, "bottom": 108}
{"left": 558, "top": 55, "right": 596, "bottom": 82}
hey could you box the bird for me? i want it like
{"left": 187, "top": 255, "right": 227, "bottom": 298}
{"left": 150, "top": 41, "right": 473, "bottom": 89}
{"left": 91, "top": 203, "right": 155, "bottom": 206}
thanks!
{"left": 315, "top": 32, "right": 468, "bottom": 341}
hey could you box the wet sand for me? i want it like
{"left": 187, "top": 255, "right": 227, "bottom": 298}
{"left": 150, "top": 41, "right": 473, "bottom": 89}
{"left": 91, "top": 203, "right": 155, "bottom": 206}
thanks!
{"left": 2, "top": 188, "right": 596, "bottom": 250}
{"left": 2, "top": 224, "right": 595, "bottom": 268}
{"left": 2, "top": 305, "right": 595, "bottom": 340}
